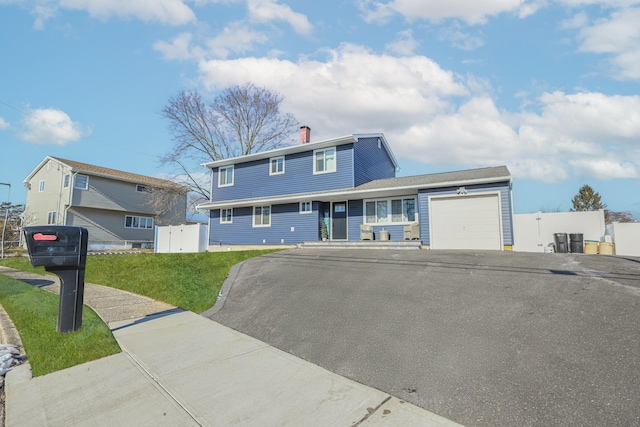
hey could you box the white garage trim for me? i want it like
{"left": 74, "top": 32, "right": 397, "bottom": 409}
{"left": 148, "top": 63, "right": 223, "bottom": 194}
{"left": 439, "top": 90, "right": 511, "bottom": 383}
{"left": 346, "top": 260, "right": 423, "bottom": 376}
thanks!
{"left": 428, "top": 191, "right": 503, "bottom": 250}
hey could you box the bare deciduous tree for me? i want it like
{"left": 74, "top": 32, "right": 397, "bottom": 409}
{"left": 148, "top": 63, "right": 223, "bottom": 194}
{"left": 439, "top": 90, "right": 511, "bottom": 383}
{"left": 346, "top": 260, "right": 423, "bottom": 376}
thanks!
{"left": 160, "top": 83, "right": 298, "bottom": 206}
{"left": 607, "top": 211, "right": 637, "bottom": 223}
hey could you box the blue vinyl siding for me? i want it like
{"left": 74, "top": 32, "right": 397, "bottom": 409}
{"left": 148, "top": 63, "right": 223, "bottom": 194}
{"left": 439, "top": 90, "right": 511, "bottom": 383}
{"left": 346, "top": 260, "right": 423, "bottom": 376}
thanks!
{"left": 347, "top": 200, "right": 362, "bottom": 241}
{"left": 212, "top": 145, "right": 355, "bottom": 202}
{"left": 353, "top": 137, "right": 396, "bottom": 187}
{"left": 417, "top": 181, "right": 513, "bottom": 246}
{"left": 209, "top": 202, "right": 321, "bottom": 245}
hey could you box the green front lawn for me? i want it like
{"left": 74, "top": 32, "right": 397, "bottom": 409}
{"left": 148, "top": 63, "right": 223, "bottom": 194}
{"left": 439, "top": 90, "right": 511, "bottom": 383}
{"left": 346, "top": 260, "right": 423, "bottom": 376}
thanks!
{"left": 0, "top": 250, "right": 280, "bottom": 375}
{"left": 0, "top": 275, "right": 121, "bottom": 377}
{"left": 1, "top": 250, "right": 281, "bottom": 313}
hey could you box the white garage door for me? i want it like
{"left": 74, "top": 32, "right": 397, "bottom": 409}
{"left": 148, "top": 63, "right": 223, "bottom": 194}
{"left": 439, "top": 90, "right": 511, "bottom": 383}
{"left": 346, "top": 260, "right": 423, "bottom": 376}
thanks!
{"left": 430, "top": 194, "right": 502, "bottom": 250}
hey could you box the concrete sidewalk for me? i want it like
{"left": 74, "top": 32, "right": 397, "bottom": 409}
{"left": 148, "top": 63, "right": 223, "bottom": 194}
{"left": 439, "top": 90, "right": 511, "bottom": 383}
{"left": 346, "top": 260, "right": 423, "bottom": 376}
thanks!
{"left": 1, "top": 266, "right": 462, "bottom": 426}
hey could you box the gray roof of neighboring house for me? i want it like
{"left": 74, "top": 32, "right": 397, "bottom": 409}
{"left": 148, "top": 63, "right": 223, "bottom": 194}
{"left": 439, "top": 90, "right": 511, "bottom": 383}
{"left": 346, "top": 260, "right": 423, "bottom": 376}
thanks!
{"left": 198, "top": 165, "right": 511, "bottom": 210}
{"left": 24, "top": 156, "right": 188, "bottom": 191}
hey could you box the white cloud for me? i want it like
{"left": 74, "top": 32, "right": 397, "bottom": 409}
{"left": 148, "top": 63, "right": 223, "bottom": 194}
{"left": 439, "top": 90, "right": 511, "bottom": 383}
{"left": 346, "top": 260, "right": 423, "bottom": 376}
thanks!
{"left": 31, "top": 4, "right": 57, "bottom": 30}
{"left": 559, "top": 12, "right": 588, "bottom": 30}
{"left": 575, "top": 7, "right": 640, "bottom": 79}
{"left": 205, "top": 22, "right": 270, "bottom": 58}
{"left": 19, "top": 108, "right": 91, "bottom": 146}
{"left": 556, "top": 0, "right": 640, "bottom": 6}
{"left": 198, "top": 43, "right": 468, "bottom": 133}
{"left": 193, "top": 46, "right": 640, "bottom": 183}
{"left": 362, "top": 0, "right": 534, "bottom": 25}
{"left": 438, "top": 23, "right": 485, "bottom": 50}
{"left": 154, "top": 24, "right": 269, "bottom": 60}
{"left": 0, "top": 117, "right": 9, "bottom": 130}
{"left": 385, "top": 29, "right": 419, "bottom": 55}
{"left": 247, "top": 0, "right": 312, "bottom": 35}
{"left": 17, "top": 0, "right": 196, "bottom": 27}
{"left": 154, "top": 32, "right": 202, "bottom": 61}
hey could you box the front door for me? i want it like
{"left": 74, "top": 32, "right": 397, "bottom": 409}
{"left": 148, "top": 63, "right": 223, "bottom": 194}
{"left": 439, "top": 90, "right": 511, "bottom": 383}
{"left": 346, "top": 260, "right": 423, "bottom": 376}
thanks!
{"left": 332, "top": 202, "right": 347, "bottom": 240}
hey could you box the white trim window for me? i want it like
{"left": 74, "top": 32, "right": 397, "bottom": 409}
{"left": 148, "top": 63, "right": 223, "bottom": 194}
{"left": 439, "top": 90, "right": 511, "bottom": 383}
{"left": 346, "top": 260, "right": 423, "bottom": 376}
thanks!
{"left": 313, "top": 147, "right": 336, "bottom": 174}
{"left": 125, "top": 215, "right": 154, "bottom": 229}
{"left": 270, "top": 156, "right": 285, "bottom": 175}
{"left": 74, "top": 174, "right": 89, "bottom": 190}
{"left": 38, "top": 180, "right": 45, "bottom": 192}
{"left": 47, "top": 211, "right": 57, "bottom": 225}
{"left": 364, "top": 197, "right": 416, "bottom": 224}
{"left": 63, "top": 174, "right": 70, "bottom": 188}
{"left": 253, "top": 206, "right": 271, "bottom": 227}
{"left": 220, "top": 208, "right": 233, "bottom": 224}
{"left": 299, "top": 201, "right": 312, "bottom": 214}
{"left": 218, "top": 165, "right": 234, "bottom": 187}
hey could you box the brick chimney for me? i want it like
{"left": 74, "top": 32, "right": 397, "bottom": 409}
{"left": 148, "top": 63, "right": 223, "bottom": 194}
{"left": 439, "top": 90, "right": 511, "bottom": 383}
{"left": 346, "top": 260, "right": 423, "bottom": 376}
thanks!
{"left": 300, "top": 126, "right": 311, "bottom": 144}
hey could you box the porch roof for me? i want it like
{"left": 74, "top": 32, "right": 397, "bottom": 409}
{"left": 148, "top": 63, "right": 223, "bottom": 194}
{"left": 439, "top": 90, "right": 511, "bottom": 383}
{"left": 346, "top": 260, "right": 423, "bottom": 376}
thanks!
{"left": 197, "top": 165, "right": 511, "bottom": 210}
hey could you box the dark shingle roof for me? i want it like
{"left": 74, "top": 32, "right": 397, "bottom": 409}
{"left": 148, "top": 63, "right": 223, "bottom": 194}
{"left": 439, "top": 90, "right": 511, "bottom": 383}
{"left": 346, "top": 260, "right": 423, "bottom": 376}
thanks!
{"left": 355, "top": 165, "right": 511, "bottom": 191}
{"left": 197, "top": 165, "right": 511, "bottom": 209}
{"left": 51, "top": 157, "right": 187, "bottom": 190}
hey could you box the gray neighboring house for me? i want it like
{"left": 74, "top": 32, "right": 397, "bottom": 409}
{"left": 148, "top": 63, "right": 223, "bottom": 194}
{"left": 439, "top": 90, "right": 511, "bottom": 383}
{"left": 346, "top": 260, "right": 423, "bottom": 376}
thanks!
{"left": 23, "top": 156, "right": 188, "bottom": 250}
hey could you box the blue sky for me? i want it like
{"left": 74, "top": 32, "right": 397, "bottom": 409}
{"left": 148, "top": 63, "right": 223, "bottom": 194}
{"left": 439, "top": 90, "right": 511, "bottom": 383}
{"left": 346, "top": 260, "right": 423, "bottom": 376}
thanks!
{"left": 1, "top": 0, "right": 639, "bottom": 218}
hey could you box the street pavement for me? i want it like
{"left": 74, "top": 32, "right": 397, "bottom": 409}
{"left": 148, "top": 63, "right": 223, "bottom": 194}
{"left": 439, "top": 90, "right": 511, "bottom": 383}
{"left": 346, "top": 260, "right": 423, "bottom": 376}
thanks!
{"left": 0, "top": 265, "right": 461, "bottom": 426}
{"left": 209, "top": 249, "right": 640, "bottom": 427}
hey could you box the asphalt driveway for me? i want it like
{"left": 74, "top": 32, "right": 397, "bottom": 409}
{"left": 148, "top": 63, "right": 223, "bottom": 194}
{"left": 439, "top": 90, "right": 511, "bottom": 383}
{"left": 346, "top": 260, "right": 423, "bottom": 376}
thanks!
{"left": 209, "top": 249, "right": 640, "bottom": 426}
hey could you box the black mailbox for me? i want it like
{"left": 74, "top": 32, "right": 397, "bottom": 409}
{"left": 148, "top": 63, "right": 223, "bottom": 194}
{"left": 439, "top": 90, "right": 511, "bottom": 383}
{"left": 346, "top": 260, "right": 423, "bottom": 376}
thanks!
{"left": 23, "top": 226, "right": 89, "bottom": 333}
{"left": 24, "top": 226, "right": 88, "bottom": 269}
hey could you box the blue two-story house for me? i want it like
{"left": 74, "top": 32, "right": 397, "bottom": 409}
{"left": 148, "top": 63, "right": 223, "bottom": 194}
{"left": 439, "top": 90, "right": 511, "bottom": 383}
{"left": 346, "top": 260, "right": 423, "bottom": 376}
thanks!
{"left": 198, "top": 127, "right": 514, "bottom": 250}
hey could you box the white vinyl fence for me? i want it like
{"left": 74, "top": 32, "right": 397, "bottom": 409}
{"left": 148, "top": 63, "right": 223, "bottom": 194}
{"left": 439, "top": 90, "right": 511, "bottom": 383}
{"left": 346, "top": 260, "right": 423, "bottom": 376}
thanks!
{"left": 605, "top": 223, "right": 640, "bottom": 257}
{"left": 513, "top": 210, "right": 607, "bottom": 253}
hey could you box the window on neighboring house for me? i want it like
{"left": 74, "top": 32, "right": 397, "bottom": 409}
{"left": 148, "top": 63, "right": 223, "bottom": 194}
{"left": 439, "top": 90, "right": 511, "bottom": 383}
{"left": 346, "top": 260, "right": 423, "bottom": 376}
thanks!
{"left": 63, "top": 174, "right": 70, "bottom": 188}
{"left": 124, "top": 215, "right": 154, "bottom": 229}
{"left": 220, "top": 208, "right": 233, "bottom": 224}
{"left": 218, "top": 165, "right": 234, "bottom": 187}
{"left": 313, "top": 148, "right": 336, "bottom": 174}
{"left": 136, "top": 185, "right": 149, "bottom": 192}
{"left": 74, "top": 174, "right": 89, "bottom": 190}
{"left": 39, "top": 180, "right": 45, "bottom": 192}
{"left": 47, "top": 211, "right": 57, "bottom": 225}
{"left": 300, "top": 201, "right": 312, "bottom": 214}
{"left": 364, "top": 197, "right": 416, "bottom": 224}
{"left": 270, "top": 156, "right": 285, "bottom": 175}
{"left": 253, "top": 206, "right": 271, "bottom": 227}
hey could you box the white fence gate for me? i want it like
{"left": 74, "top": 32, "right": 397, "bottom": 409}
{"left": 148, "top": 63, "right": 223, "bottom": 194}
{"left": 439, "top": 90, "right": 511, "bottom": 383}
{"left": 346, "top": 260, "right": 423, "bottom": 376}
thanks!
{"left": 154, "top": 224, "right": 208, "bottom": 253}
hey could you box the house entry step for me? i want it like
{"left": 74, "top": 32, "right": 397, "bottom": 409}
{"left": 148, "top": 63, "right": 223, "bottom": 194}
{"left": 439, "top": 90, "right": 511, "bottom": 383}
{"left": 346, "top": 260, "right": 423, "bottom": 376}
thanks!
{"left": 302, "top": 241, "right": 422, "bottom": 250}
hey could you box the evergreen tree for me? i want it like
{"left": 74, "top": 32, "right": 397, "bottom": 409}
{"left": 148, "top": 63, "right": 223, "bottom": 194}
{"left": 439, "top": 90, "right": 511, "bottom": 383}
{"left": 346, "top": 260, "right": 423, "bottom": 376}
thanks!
{"left": 570, "top": 184, "right": 608, "bottom": 221}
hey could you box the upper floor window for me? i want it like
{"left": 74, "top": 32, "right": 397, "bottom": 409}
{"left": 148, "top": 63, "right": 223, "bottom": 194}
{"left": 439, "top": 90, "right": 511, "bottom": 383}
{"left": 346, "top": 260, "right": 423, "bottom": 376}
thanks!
{"left": 364, "top": 197, "right": 416, "bottom": 224}
{"left": 270, "top": 156, "right": 285, "bottom": 175}
{"left": 253, "top": 205, "right": 271, "bottom": 227}
{"left": 300, "top": 201, "right": 312, "bottom": 214}
{"left": 125, "top": 215, "right": 154, "bottom": 229}
{"left": 74, "top": 174, "right": 89, "bottom": 190}
{"left": 39, "top": 180, "right": 45, "bottom": 192}
{"left": 63, "top": 174, "right": 70, "bottom": 188}
{"left": 219, "top": 165, "right": 234, "bottom": 187}
{"left": 220, "top": 208, "right": 233, "bottom": 224}
{"left": 136, "top": 185, "right": 150, "bottom": 192}
{"left": 47, "top": 211, "right": 57, "bottom": 225}
{"left": 314, "top": 148, "right": 336, "bottom": 174}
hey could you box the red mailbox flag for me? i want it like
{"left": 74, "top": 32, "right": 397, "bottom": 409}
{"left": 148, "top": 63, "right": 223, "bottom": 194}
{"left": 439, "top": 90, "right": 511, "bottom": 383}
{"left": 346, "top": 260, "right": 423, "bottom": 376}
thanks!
{"left": 33, "top": 233, "right": 58, "bottom": 241}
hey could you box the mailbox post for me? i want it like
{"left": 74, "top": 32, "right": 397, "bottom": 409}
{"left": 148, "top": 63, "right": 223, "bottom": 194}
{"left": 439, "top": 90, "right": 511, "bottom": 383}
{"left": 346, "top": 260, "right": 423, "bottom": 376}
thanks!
{"left": 23, "top": 226, "right": 88, "bottom": 333}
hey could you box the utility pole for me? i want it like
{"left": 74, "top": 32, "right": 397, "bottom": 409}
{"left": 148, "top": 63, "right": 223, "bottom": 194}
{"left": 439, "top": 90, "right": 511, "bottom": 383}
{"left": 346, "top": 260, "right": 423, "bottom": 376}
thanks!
{"left": 1, "top": 182, "right": 11, "bottom": 259}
